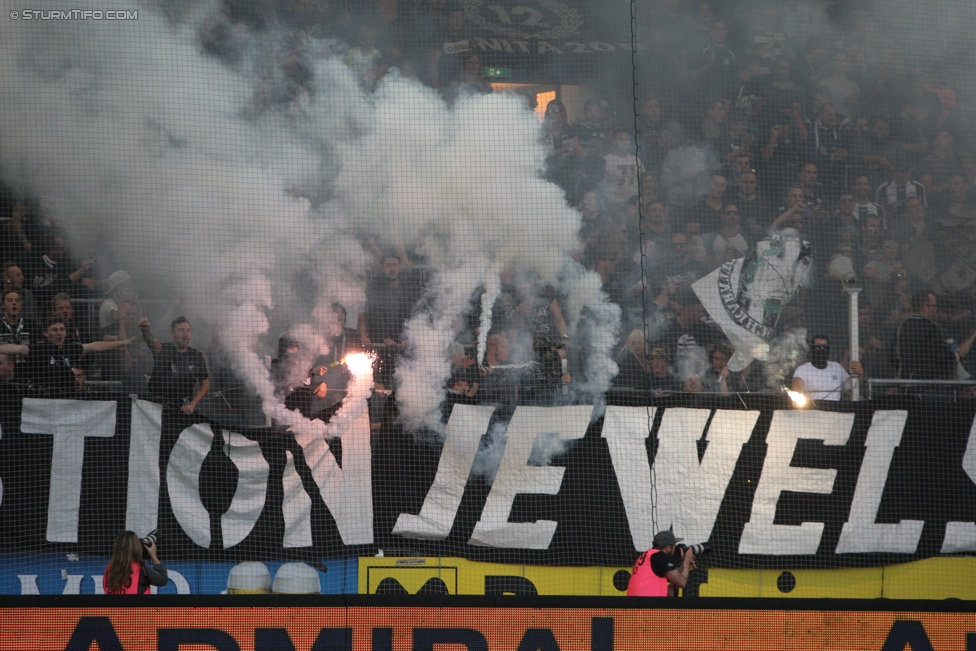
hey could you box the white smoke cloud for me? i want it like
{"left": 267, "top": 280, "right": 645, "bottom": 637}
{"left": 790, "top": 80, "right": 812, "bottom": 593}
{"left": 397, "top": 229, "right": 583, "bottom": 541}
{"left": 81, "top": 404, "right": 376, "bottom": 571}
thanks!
{"left": 676, "top": 344, "right": 709, "bottom": 382}
{"left": 0, "top": 0, "right": 618, "bottom": 437}
{"left": 764, "top": 328, "right": 809, "bottom": 390}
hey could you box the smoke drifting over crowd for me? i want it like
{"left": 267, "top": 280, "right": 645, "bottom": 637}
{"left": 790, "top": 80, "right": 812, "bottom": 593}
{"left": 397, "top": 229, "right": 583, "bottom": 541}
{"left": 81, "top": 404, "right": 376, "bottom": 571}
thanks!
{"left": 0, "top": 0, "right": 619, "bottom": 436}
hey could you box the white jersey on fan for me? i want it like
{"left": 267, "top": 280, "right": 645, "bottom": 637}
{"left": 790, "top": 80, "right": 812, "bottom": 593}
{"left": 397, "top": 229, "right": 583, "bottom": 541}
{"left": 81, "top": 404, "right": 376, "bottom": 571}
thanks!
{"left": 793, "top": 361, "right": 850, "bottom": 401}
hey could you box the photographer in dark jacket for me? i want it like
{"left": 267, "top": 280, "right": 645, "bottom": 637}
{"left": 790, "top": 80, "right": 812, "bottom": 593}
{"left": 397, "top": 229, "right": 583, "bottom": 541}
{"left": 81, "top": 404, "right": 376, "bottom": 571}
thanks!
{"left": 894, "top": 291, "right": 957, "bottom": 383}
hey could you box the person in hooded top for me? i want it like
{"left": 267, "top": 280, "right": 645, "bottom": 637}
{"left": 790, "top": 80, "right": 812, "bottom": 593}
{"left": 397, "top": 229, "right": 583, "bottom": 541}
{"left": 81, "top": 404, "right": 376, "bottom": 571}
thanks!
{"left": 791, "top": 334, "right": 863, "bottom": 401}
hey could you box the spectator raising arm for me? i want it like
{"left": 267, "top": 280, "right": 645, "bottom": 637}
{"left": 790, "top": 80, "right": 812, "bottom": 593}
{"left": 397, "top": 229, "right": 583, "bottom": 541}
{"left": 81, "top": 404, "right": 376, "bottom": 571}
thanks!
{"left": 0, "top": 343, "right": 29, "bottom": 356}
{"left": 82, "top": 337, "right": 137, "bottom": 353}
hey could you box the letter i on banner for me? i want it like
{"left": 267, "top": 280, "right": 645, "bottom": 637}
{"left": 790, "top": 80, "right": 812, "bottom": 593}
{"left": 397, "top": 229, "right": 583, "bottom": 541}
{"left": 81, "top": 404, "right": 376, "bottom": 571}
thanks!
{"left": 126, "top": 399, "right": 163, "bottom": 537}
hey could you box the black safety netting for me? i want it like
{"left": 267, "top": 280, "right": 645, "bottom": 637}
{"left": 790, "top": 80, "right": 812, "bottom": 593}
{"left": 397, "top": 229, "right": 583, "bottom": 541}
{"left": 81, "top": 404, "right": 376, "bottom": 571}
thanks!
{"left": 1, "top": 0, "right": 976, "bottom": 596}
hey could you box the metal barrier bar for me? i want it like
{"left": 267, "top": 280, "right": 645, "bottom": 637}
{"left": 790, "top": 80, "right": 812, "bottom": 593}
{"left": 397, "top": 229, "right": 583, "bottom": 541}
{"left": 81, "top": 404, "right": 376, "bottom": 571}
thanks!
{"left": 867, "top": 378, "right": 976, "bottom": 400}
{"left": 69, "top": 298, "right": 169, "bottom": 305}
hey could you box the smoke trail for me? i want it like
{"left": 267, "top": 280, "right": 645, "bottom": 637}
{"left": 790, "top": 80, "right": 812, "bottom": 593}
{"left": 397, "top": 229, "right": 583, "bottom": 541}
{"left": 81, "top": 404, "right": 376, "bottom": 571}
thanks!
{"left": 676, "top": 344, "right": 709, "bottom": 382}
{"left": 329, "top": 84, "right": 598, "bottom": 433}
{"left": 477, "top": 271, "right": 501, "bottom": 365}
{"left": 470, "top": 420, "right": 578, "bottom": 486}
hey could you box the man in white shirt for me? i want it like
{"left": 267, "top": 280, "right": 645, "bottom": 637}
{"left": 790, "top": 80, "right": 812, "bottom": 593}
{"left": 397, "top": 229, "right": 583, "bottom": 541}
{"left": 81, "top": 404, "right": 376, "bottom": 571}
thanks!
{"left": 792, "top": 335, "right": 863, "bottom": 401}
{"left": 602, "top": 130, "right": 644, "bottom": 212}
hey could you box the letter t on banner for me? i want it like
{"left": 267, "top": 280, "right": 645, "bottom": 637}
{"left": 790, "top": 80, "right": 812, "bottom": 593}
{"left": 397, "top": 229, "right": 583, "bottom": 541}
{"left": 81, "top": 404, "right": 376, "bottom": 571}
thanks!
{"left": 21, "top": 399, "right": 117, "bottom": 543}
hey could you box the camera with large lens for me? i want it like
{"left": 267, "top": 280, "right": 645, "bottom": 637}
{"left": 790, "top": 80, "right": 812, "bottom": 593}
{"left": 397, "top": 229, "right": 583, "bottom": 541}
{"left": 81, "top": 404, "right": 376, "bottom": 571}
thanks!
{"left": 141, "top": 530, "right": 159, "bottom": 559}
{"left": 674, "top": 541, "right": 712, "bottom": 561}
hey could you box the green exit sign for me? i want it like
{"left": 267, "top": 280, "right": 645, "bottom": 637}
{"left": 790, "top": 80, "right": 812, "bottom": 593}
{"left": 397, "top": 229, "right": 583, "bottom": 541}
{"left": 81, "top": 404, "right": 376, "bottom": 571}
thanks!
{"left": 483, "top": 67, "right": 511, "bottom": 78}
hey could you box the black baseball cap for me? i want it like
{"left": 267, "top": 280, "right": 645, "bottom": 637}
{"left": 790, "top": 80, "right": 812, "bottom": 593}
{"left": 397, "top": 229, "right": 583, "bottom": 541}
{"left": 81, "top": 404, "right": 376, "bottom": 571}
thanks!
{"left": 653, "top": 530, "right": 683, "bottom": 549}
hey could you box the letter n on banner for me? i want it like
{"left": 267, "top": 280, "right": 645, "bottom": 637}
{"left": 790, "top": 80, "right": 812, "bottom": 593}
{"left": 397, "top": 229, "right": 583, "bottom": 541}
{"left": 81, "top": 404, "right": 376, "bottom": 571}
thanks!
{"left": 293, "top": 409, "right": 374, "bottom": 545}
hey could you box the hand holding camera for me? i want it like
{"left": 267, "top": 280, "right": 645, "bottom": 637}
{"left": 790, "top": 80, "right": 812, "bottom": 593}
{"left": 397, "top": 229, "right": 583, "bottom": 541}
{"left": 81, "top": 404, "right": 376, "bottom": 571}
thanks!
{"left": 141, "top": 530, "right": 160, "bottom": 563}
{"left": 674, "top": 541, "right": 712, "bottom": 569}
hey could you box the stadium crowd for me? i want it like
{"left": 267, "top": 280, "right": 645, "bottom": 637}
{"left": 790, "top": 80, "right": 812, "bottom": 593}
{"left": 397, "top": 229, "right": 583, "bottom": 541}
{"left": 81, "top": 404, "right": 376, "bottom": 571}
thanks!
{"left": 4, "top": 0, "right": 976, "bottom": 415}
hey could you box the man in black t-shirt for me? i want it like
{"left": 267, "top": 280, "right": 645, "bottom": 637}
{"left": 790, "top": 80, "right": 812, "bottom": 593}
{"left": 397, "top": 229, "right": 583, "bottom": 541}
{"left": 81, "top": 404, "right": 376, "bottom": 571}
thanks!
{"left": 29, "top": 235, "right": 96, "bottom": 305}
{"left": 148, "top": 316, "right": 210, "bottom": 413}
{"left": 51, "top": 292, "right": 94, "bottom": 344}
{"left": 653, "top": 291, "right": 720, "bottom": 361}
{"left": 724, "top": 56, "right": 763, "bottom": 115}
{"left": 893, "top": 292, "right": 956, "bottom": 382}
{"left": 360, "top": 256, "right": 423, "bottom": 388}
{"left": 426, "top": 6, "right": 469, "bottom": 89}
{"left": 24, "top": 317, "right": 133, "bottom": 396}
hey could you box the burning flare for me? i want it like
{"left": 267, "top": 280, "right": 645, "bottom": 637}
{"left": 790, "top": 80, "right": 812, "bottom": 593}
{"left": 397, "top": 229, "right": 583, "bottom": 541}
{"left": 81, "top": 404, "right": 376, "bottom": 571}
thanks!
{"left": 786, "top": 389, "right": 808, "bottom": 408}
{"left": 344, "top": 352, "right": 374, "bottom": 377}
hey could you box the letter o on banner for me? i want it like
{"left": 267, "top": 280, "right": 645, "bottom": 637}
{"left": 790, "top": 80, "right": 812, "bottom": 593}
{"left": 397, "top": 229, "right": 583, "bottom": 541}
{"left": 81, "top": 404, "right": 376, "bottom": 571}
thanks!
{"left": 167, "top": 424, "right": 269, "bottom": 549}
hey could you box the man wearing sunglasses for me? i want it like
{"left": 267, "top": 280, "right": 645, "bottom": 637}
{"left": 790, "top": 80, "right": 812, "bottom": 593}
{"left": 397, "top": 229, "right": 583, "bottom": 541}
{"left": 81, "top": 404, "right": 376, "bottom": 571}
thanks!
{"left": 792, "top": 335, "right": 863, "bottom": 401}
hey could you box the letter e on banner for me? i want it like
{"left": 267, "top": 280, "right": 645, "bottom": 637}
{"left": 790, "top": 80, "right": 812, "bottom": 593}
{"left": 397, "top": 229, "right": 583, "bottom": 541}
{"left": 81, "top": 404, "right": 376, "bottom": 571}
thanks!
{"left": 469, "top": 405, "right": 591, "bottom": 549}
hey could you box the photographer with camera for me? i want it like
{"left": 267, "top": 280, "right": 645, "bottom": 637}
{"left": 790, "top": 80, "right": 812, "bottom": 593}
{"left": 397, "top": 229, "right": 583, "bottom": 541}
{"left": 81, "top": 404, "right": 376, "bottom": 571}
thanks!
{"left": 627, "top": 530, "right": 696, "bottom": 597}
{"left": 102, "top": 530, "right": 168, "bottom": 595}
